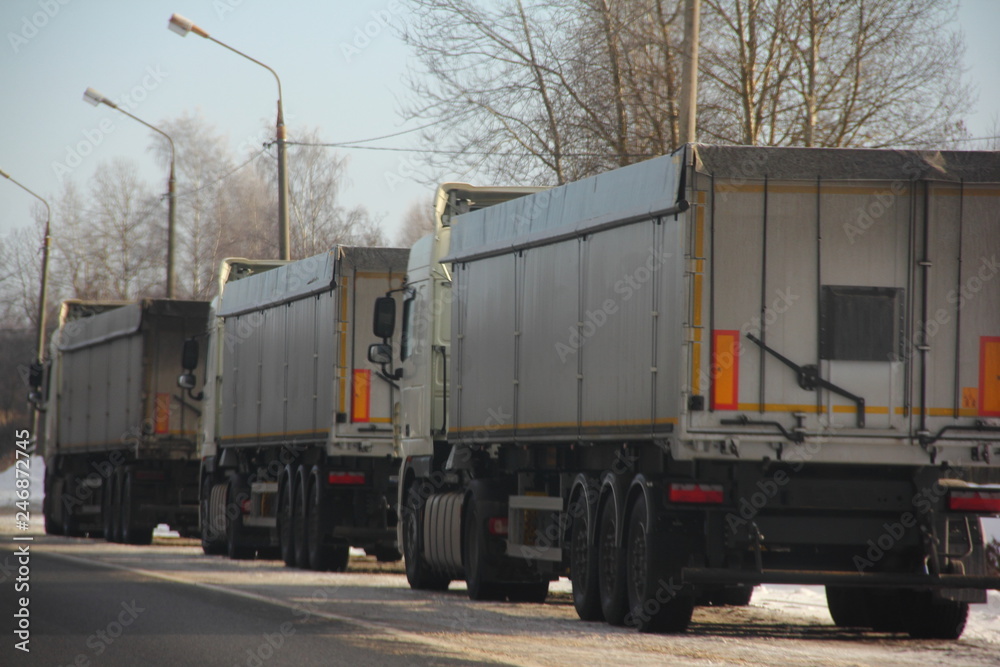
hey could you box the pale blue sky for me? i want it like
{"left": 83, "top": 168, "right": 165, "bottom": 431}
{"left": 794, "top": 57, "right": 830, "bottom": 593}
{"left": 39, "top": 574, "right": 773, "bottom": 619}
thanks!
{"left": 1, "top": 0, "right": 998, "bottom": 247}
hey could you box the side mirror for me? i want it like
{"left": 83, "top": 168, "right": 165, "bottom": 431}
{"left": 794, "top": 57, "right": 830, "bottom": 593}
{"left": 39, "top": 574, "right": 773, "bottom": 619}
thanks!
{"left": 181, "top": 338, "right": 199, "bottom": 371}
{"left": 178, "top": 373, "right": 197, "bottom": 390}
{"left": 368, "top": 343, "right": 393, "bottom": 365}
{"left": 373, "top": 296, "right": 396, "bottom": 339}
{"left": 28, "top": 361, "right": 43, "bottom": 391}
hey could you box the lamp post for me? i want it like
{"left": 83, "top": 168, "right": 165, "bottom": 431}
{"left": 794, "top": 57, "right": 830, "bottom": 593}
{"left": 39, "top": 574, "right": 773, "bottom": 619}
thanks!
{"left": 168, "top": 12, "right": 290, "bottom": 261}
{"left": 0, "top": 168, "right": 52, "bottom": 441}
{"left": 83, "top": 87, "right": 177, "bottom": 298}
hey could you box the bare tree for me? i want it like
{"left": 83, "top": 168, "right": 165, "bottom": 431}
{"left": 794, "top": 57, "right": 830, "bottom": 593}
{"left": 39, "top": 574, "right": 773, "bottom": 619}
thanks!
{"left": 86, "top": 159, "right": 162, "bottom": 300}
{"left": 282, "top": 128, "right": 386, "bottom": 256}
{"left": 401, "top": 0, "right": 974, "bottom": 183}
{"left": 151, "top": 111, "right": 254, "bottom": 298}
{"left": 698, "top": 0, "right": 973, "bottom": 148}
{"left": 395, "top": 199, "right": 437, "bottom": 247}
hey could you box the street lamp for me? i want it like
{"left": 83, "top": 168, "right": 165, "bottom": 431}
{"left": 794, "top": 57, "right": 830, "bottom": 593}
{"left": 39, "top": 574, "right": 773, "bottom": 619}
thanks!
{"left": 168, "top": 12, "right": 290, "bottom": 261}
{"left": 0, "top": 168, "right": 52, "bottom": 441}
{"left": 83, "top": 87, "right": 177, "bottom": 298}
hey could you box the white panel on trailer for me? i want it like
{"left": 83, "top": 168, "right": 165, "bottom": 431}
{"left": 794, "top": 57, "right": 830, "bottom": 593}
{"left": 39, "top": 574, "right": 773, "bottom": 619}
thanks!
{"left": 516, "top": 241, "right": 580, "bottom": 436}
{"left": 453, "top": 254, "right": 517, "bottom": 440}
{"left": 580, "top": 224, "right": 657, "bottom": 434}
{"left": 259, "top": 305, "right": 287, "bottom": 438}
{"left": 315, "top": 289, "right": 337, "bottom": 438}
{"left": 234, "top": 312, "right": 262, "bottom": 442}
{"left": 285, "top": 295, "right": 319, "bottom": 440}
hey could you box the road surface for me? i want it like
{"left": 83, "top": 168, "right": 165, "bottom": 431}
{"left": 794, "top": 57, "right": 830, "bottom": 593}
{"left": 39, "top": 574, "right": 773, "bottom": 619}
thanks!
{"left": 2, "top": 523, "right": 999, "bottom": 666}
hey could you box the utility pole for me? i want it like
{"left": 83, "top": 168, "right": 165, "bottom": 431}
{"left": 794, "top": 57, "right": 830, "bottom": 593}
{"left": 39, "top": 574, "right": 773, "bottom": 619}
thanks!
{"left": 679, "top": 0, "right": 701, "bottom": 146}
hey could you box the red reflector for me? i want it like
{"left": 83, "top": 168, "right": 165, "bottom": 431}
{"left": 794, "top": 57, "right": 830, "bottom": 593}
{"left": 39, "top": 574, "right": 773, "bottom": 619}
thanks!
{"left": 133, "top": 471, "right": 166, "bottom": 481}
{"left": 488, "top": 517, "right": 508, "bottom": 536}
{"left": 240, "top": 498, "right": 252, "bottom": 515}
{"left": 949, "top": 490, "right": 1000, "bottom": 513}
{"left": 328, "top": 471, "right": 366, "bottom": 486}
{"left": 669, "top": 483, "right": 724, "bottom": 504}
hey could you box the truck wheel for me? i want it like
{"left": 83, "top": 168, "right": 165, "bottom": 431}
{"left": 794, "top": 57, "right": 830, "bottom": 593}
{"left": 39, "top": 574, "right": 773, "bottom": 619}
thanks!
{"left": 44, "top": 473, "right": 64, "bottom": 535}
{"left": 825, "top": 586, "right": 873, "bottom": 628}
{"left": 108, "top": 467, "right": 125, "bottom": 543}
{"left": 201, "top": 480, "right": 227, "bottom": 555}
{"left": 305, "top": 474, "right": 350, "bottom": 572}
{"left": 121, "top": 470, "right": 153, "bottom": 545}
{"left": 59, "top": 475, "right": 83, "bottom": 537}
{"left": 401, "top": 484, "right": 450, "bottom": 591}
{"left": 906, "top": 593, "right": 969, "bottom": 640}
{"left": 463, "top": 500, "right": 504, "bottom": 601}
{"left": 101, "top": 473, "right": 115, "bottom": 540}
{"left": 598, "top": 498, "right": 629, "bottom": 625}
{"left": 625, "top": 495, "right": 693, "bottom": 633}
{"left": 569, "top": 491, "right": 602, "bottom": 620}
{"left": 277, "top": 466, "right": 297, "bottom": 567}
{"left": 225, "top": 479, "right": 254, "bottom": 560}
{"left": 293, "top": 469, "right": 310, "bottom": 568}
{"left": 506, "top": 582, "right": 550, "bottom": 603}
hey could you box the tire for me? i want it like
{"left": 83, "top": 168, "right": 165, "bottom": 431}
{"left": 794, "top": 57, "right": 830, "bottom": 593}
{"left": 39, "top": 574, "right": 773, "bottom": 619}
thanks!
{"left": 306, "top": 473, "right": 350, "bottom": 572}
{"left": 868, "top": 589, "right": 910, "bottom": 633}
{"left": 293, "top": 469, "right": 310, "bottom": 568}
{"left": 597, "top": 497, "right": 629, "bottom": 625}
{"left": 44, "top": 473, "right": 64, "bottom": 536}
{"left": 121, "top": 470, "right": 153, "bottom": 545}
{"left": 463, "top": 500, "right": 505, "bottom": 601}
{"left": 569, "top": 491, "right": 602, "bottom": 621}
{"left": 401, "top": 483, "right": 450, "bottom": 591}
{"left": 506, "top": 582, "right": 550, "bottom": 603}
{"left": 277, "top": 466, "right": 297, "bottom": 567}
{"left": 906, "top": 593, "right": 969, "bottom": 640}
{"left": 625, "top": 494, "right": 693, "bottom": 633}
{"left": 226, "top": 479, "right": 254, "bottom": 560}
{"left": 101, "top": 472, "right": 115, "bottom": 540}
{"left": 108, "top": 467, "right": 125, "bottom": 543}
{"left": 61, "top": 474, "right": 84, "bottom": 537}
{"left": 825, "top": 586, "right": 873, "bottom": 628}
{"left": 201, "top": 480, "right": 227, "bottom": 555}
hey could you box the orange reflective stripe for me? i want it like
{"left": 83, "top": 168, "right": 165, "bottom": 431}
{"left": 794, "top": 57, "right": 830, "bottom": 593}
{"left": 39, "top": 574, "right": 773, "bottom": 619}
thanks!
{"left": 981, "top": 337, "right": 1000, "bottom": 417}
{"left": 711, "top": 330, "right": 740, "bottom": 411}
{"left": 352, "top": 369, "right": 371, "bottom": 423}
{"left": 154, "top": 393, "right": 170, "bottom": 434}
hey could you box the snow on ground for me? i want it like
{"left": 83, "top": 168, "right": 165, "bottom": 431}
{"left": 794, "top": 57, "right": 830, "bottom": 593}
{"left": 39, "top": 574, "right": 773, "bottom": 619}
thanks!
{"left": 5, "top": 455, "right": 999, "bottom": 644}
{"left": 754, "top": 584, "right": 1000, "bottom": 644}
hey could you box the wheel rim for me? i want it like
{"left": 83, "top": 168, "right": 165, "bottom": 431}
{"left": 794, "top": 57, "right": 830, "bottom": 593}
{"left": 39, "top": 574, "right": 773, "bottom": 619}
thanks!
{"left": 627, "top": 515, "right": 648, "bottom": 606}
{"left": 571, "top": 512, "right": 589, "bottom": 590}
{"left": 308, "top": 480, "right": 321, "bottom": 566}
{"left": 598, "top": 505, "right": 617, "bottom": 598}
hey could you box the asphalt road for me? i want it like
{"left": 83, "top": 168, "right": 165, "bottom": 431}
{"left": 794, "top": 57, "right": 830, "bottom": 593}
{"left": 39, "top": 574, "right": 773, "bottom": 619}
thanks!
{"left": 2, "top": 529, "right": 998, "bottom": 667}
{"left": 2, "top": 546, "right": 504, "bottom": 667}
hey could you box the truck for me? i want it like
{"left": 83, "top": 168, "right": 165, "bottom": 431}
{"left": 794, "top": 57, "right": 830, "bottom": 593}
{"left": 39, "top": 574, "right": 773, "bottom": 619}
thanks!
{"left": 182, "top": 246, "right": 408, "bottom": 568}
{"left": 42, "top": 299, "right": 209, "bottom": 544}
{"left": 369, "top": 145, "right": 1000, "bottom": 638}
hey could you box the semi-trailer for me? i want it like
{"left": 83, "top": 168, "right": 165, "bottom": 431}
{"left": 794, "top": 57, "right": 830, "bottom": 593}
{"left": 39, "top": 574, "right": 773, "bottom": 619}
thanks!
{"left": 182, "top": 246, "right": 409, "bottom": 568}
{"left": 42, "top": 299, "right": 210, "bottom": 543}
{"left": 370, "top": 145, "right": 1000, "bottom": 637}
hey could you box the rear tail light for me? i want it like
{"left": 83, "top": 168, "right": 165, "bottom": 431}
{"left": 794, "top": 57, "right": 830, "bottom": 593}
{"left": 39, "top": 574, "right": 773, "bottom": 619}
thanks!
{"left": 328, "top": 471, "right": 366, "bottom": 486}
{"left": 488, "top": 517, "right": 509, "bottom": 536}
{"left": 948, "top": 487, "right": 1000, "bottom": 513}
{"left": 239, "top": 498, "right": 252, "bottom": 515}
{"left": 669, "top": 483, "right": 724, "bottom": 504}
